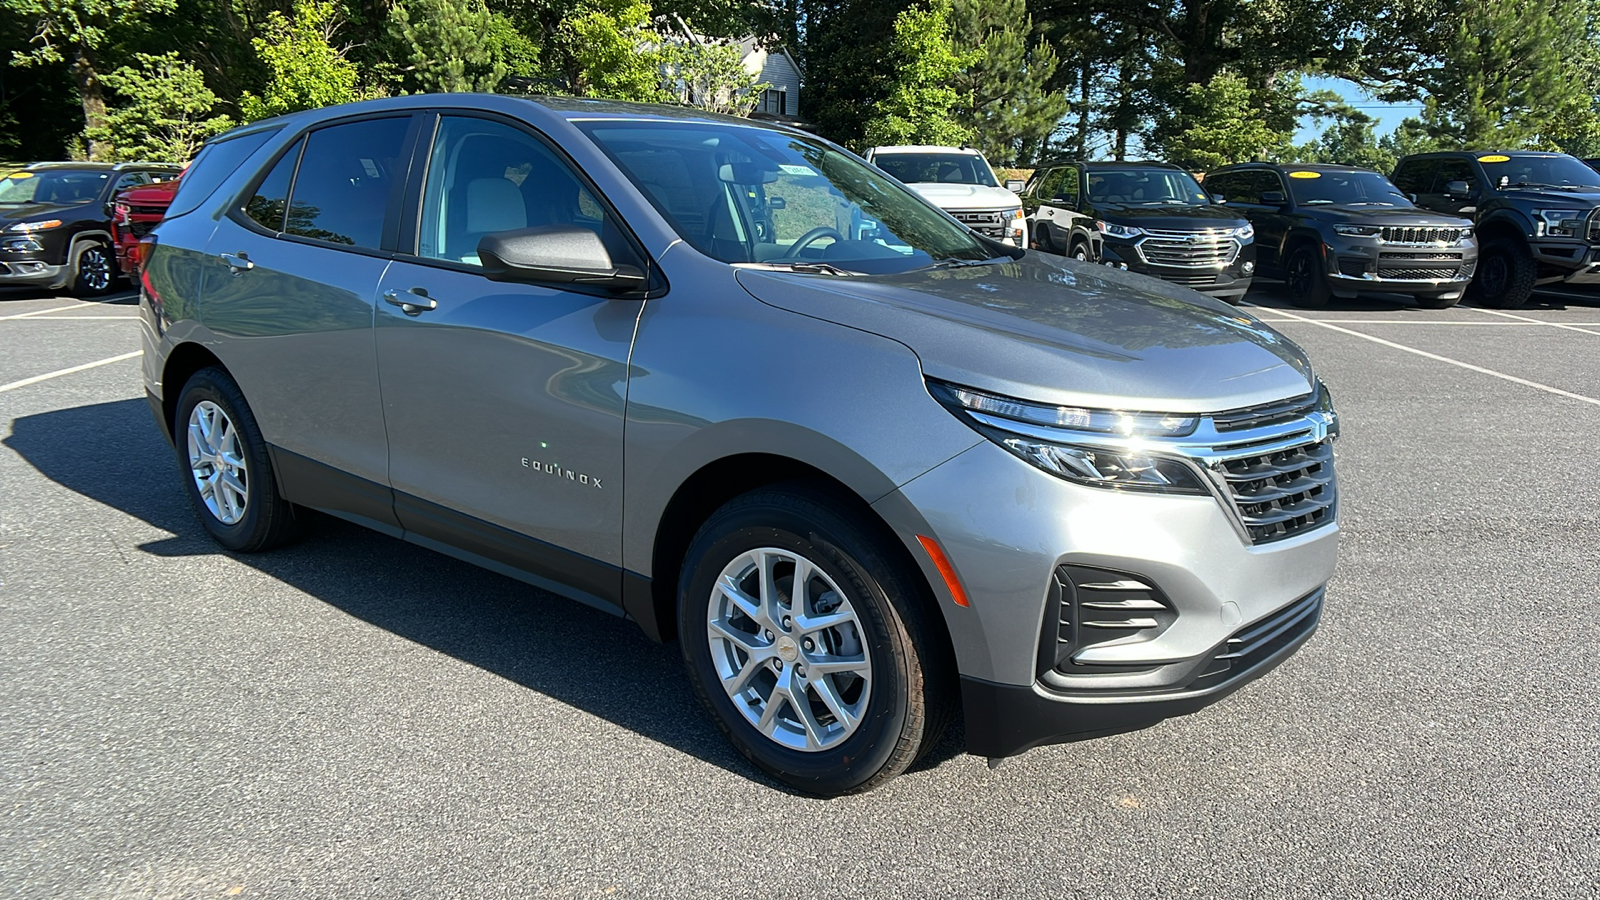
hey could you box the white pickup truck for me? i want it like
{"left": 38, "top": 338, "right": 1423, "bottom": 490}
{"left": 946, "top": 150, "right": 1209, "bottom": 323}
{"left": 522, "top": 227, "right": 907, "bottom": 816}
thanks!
{"left": 865, "top": 145, "right": 1028, "bottom": 247}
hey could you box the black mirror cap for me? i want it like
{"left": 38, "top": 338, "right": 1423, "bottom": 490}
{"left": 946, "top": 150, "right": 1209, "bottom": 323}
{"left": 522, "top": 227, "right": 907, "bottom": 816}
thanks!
{"left": 1444, "top": 180, "right": 1471, "bottom": 197}
{"left": 478, "top": 226, "right": 646, "bottom": 293}
{"left": 1260, "top": 190, "right": 1287, "bottom": 205}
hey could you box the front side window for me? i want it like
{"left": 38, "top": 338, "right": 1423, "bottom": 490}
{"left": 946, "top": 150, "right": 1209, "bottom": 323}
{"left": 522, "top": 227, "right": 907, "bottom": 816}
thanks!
{"left": 417, "top": 116, "right": 624, "bottom": 268}
{"left": 0, "top": 169, "right": 109, "bottom": 205}
{"left": 1478, "top": 153, "right": 1600, "bottom": 190}
{"left": 579, "top": 121, "right": 992, "bottom": 272}
{"left": 113, "top": 172, "right": 152, "bottom": 194}
{"left": 1285, "top": 170, "right": 1411, "bottom": 207}
{"left": 1033, "top": 167, "right": 1078, "bottom": 203}
{"left": 1085, "top": 168, "right": 1210, "bottom": 205}
{"left": 1430, "top": 159, "right": 1477, "bottom": 192}
{"left": 1390, "top": 159, "right": 1435, "bottom": 195}
{"left": 284, "top": 117, "right": 409, "bottom": 249}
{"left": 870, "top": 152, "right": 999, "bottom": 188}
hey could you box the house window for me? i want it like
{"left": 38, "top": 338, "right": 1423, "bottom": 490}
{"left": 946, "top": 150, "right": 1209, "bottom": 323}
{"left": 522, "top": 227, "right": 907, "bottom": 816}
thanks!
{"left": 759, "top": 89, "right": 788, "bottom": 116}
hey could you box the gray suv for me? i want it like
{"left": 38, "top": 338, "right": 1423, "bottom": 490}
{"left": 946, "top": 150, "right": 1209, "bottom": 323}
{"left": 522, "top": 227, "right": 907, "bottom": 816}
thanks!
{"left": 140, "top": 95, "right": 1340, "bottom": 796}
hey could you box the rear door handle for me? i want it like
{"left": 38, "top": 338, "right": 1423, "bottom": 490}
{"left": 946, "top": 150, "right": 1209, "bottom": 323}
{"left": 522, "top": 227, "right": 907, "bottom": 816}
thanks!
{"left": 220, "top": 252, "right": 253, "bottom": 274}
{"left": 383, "top": 288, "right": 437, "bottom": 316}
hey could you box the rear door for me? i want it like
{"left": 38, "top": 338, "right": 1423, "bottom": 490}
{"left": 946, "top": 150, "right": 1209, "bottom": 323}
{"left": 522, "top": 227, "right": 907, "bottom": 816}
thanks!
{"left": 372, "top": 112, "right": 648, "bottom": 608}
{"left": 199, "top": 113, "right": 419, "bottom": 530}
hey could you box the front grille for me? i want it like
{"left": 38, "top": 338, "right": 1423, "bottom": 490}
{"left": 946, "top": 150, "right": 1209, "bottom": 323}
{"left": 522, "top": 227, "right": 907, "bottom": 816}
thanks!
{"left": 1135, "top": 230, "right": 1238, "bottom": 268}
{"left": 1166, "top": 272, "right": 1218, "bottom": 286}
{"left": 1190, "top": 589, "right": 1323, "bottom": 690}
{"left": 1217, "top": 438, "right": 1336, "bottom": 543}
{"left": 1589, "top": 211, "right": 1600, "bottom": 243}
{"left": 1211, "top": 390, "right": 1316, "bottom": 432}
{"left": 1379, "top": 251, "right": 1462, "bottom": 261}
{"left": 951, "top": 209, "right": 1009, "bottom": 239}
{"left": 1381, "top": 266, "right": 1460, "bottom": 280}
{"left": 128, "top": 220, "right": 158, "bottom": 238}
{"left": 1380, "top": 226, "right": 1467, "bottom": 244}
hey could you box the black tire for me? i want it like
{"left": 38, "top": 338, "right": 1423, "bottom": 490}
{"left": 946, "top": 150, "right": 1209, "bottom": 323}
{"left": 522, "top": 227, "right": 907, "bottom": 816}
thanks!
{"left": 678, "top": 484, "right": 953, "bottom": 796}
{"left": 1070, "top": 240, "right": 1090, "bottom": 262}
{"left": 173, "top": 367, "right": 302, "bottom": 552}
{"left": 1284, "top": 243, "right": 1332, "bottom": 308}
{"left": 70, "top": 241, "right": 118, "bottom": 297}
{"left": 1414, "top": 291, "right": 1461, "bottom": 310}
{"left": 1469, "top": 240, "right": 1537, "bottom": 309}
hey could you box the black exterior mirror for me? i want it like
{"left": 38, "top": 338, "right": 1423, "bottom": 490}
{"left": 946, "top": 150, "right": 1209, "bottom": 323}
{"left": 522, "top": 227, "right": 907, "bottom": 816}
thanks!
{"left": 1444, "top": 180, "right": 1471, "bottom": 197}
{"left": 768, "top": 196, "right": 786, "bottom": 209}
{"left": 1211, "top": 193, "right": 1225, "bottom": 203}
{"left": 1260, "top": 190, "right": 1287, "bottom": 206}
{"left": 478, "top": 226, "right": 645, "bottom": 293}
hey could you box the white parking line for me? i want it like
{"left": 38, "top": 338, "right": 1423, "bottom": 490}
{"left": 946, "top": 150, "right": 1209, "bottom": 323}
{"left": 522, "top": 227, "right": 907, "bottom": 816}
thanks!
{"left": 5, "top": 315, "right": 140, "bottom": 320}
{"left": 0, "top": 304, "right": 85, "bottom": 320}
{"left": 1253, "top": 318, "right": 1600, "bottom": 325}
{"left": 1469, "top": 307, "right": 1600, "bottom": 337}
{"left": 1264, "top": 307, "right": 1600, "bottom": 407}
{"left": 0, "top": 351, "right": 141, "bottom": 394}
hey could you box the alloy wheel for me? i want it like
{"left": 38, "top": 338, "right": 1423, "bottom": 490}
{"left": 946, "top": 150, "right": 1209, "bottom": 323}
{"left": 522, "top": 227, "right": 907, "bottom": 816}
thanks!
{"left": 706, "top": 547, "right": 873, "bottom": 752}
{"left": 186, "top": 400, "right": 249, "bottom": 525}
{"left": 79, "top": 246, "right": 114, "bottom": 292}
{"left": 1478, "top": 253, "right": 1508, "bottom": 297}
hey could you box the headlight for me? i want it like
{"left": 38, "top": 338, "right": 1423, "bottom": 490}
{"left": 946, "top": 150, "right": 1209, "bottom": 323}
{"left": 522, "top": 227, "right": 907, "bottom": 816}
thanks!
{"left": 929, "top": 381, "right": 1207, "bottom": 493}
{"left": 1313, "top": 377, "right": 1340, "bottom": 439}
{"left": 1535, "top": 209, "right": 1586, "bottom": 238}
{"left": 3, "top": 238, "right": 44, "bottom": 252}
{"left": 1234, "top": 223, "right": 1255, "bottom": 240}
{"left": 1333, "top": 224, "right": 1381, "bottom": 237}
{"left": 1095, "top": 220, "right": 1144, "bottom": 239}
{"left": 1460, "top": 225, "right": 1473, "bottom": 240}
{"left": 6, "top": 219, "right": 63, "bottom": 233}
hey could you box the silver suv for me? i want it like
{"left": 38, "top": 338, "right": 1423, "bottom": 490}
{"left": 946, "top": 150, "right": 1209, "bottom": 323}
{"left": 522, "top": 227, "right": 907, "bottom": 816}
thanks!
{"left": 140, "top": 95, "right": 1340, "bottom": 796}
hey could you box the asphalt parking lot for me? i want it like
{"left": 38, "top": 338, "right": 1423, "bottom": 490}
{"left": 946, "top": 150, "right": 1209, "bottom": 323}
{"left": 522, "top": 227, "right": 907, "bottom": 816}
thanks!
{"left": 3, "top": 280, "right": 1599, "bottom": 899}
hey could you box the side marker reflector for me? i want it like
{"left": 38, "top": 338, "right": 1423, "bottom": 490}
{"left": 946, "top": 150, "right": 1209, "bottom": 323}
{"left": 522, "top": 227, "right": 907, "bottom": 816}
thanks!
{"left": 916, "top": 535, "right": 970, "bottom": 608}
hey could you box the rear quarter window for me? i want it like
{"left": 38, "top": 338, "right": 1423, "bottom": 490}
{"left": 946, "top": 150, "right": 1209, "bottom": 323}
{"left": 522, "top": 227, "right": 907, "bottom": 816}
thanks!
{"left": 166, "top": 129, "right": 278, "bottom": 219}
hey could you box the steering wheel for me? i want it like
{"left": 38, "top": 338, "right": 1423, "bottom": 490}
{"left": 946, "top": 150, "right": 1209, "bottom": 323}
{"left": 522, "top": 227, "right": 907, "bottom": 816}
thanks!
{"left": 783, "top": 226, "right": 846, "bottom": 258}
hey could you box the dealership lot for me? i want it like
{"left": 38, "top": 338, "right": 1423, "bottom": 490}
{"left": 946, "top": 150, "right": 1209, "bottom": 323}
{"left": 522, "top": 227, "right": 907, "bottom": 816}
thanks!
{"left": 2, "top": 283, "right": 1598, "bottom": 898}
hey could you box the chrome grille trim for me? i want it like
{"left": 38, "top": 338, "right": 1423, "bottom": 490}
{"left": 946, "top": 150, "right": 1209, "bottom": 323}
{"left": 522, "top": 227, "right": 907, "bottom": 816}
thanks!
{"left": 1133, "top": 230, "right": 1240, "bottom": 269}
{"left": 1379, "top": 226, "right": 1468, "bottom": 245}
{"left": 1590, "top": 210, "right": 1600, "bottom": 244}
{"left": 951, "top": 208, "right": 1011, "bottom": 239}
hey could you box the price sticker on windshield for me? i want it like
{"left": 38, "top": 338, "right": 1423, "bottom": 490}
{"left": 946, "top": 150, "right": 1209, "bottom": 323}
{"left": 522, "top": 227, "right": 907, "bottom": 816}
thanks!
{"left": 1477, "top": 155, "right": 1511, "bottom": 163}
{"left": 6, "top": 171, "right": 33, "bottom": 179}
{"left": 1288, "top": 171, "right": 1322, "bottom": 179}
{"left": 778, "top": 164, "right": 818, "bottom": 177}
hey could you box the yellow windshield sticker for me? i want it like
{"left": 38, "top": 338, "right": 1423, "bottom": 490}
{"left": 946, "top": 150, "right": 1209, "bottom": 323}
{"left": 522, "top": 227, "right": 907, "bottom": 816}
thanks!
{"left": 6, "top": 171, "right": 33, "bottom": 179}
{"left": 1478, "top": 155, "right": 1511, "bottom": 163}
{"left": 1288, "top": 171, "right": 1321, "bottom": 179}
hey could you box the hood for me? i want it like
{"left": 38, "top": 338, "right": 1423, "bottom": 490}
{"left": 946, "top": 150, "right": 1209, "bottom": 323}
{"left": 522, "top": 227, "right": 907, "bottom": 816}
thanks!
{"left": 735, "top": 253, "right": 1314, "bottom": 413}
{"left": 1299, "top": 205, "right": 1474, "bottom": 226}
{"left": 118, "top": 181, "right": 179, "bottom": 205}
{"left": 1094, "top": 203, "right": 1250, "bottom": 230}
{"left": 1493, "top": 186, "right": 1600, "bottom": 208}
{"left": 907, "top": 183, "right": 1022, "bottom": 211}
{"left": 0, "top": 201, "right": 87, "bottom": 225}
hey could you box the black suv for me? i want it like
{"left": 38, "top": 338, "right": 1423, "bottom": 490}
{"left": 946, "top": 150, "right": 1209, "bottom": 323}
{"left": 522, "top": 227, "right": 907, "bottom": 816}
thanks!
{"left": 1393, "top": 151, "right": 1600, "bottom": 308}
{"left": 0, "top": 161, "right": 180, "bottom": 295}
{"left": 1022, "top": 161, "right": 1256, "bottom": 302}
{"left": 1205, "top": 163, "right": 1478, "bottom": 309}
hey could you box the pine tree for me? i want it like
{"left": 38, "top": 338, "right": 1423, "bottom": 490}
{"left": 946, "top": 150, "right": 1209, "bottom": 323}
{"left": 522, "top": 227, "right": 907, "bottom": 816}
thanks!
{"left": 950, "top": 0, "right": 1069, "bottom": 165}
{"left": 238, "top": 0, "right": 371, "bottom": 121}
{"left": 86, "top": 51, "right": 233, "bottom": 161}
{"left": 388, "top": 0, "right": 511, "bottom": 93}
{"left": 862, "top": 0, "right": 977, "bottom": 148}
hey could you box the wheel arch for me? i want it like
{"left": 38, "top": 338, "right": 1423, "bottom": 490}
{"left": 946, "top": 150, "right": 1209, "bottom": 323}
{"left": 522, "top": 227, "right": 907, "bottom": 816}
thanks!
{"left": 157, "top": 342, "right": 228, "bottom": 441}
{"left": 1476, "top": 214, "right": 1528, "bottom": 246}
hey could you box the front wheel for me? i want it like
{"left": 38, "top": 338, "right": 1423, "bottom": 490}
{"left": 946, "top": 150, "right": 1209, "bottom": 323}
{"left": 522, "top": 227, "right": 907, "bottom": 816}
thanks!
{"left": 1469, "top": 240, "right": 1536, "bottom": 309}
{"left": 1070, "top": 241, "right": 1090, "bottom": 262}
{"left": 678, "top": 485, "right": 951, "bottom": 796}
{"left": 70, "top": 241, "right": 117, "bottom": 297}
{"left": 1285, "top": 244, "right": 1332, "bottom": 308}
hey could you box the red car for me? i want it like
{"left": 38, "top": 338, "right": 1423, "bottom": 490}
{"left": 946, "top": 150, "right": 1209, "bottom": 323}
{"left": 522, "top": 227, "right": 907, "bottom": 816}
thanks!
{"left": 111, "top": 178, "right": 179, "bottom": 275}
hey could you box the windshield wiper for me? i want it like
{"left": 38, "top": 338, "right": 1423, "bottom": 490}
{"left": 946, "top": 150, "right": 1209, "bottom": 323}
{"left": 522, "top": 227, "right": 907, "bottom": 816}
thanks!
{"left": 919, "top": 257, "right": 1001, "bottom": 272}
{"left": 1346, "top": 201, "right": 1395, "bottom": 206}
{"left": 736, "top": 261, "right": 855, "bottom": 276}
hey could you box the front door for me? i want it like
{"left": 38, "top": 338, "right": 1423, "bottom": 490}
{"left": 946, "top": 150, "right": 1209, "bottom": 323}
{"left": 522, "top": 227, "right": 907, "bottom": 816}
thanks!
{"left": 374, "top": 114, "right": 647, "bottom": 608}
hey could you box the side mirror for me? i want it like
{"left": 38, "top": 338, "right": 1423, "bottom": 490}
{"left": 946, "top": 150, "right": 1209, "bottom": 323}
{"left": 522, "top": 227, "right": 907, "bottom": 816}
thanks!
{"left": 1260, "top": 190, "right": 1287, "bottom": 206}
{"left": 1005, "top": 179, "right": 1026, "bottom": 192}
{"left": 1407, "top": 192, "right": 1419, "bottom": 203}
{"left": 768, "top": 196, "right": 787, "bottom": 210}
{"left": 1444, "top": 180, "right": 1471, "bottom": 198}
{"left": 478, "top": 226, "right": 645, "bottom": 293}
{"left": 1211, "top": 193, "right": 1225, "bottom": 203}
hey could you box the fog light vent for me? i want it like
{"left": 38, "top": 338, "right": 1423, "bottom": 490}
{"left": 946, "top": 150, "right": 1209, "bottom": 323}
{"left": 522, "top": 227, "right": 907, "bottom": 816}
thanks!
{"left": 1036, "top": 565, "right": 1177, "bottom": 678}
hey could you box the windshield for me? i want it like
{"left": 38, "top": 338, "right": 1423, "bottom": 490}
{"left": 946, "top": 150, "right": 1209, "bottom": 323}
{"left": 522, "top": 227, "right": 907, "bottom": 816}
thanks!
{"left": 870, "top": 153, "right": 998, "bottom": 188}
{"left": 0, "top": 169, "right": 109, "bottom": 205}
{"left": 578, "top": 122, "right": 993, "bottom": 273}
{"left": 1479, "top": 153, "right": 1600, "bottom": 190}
{"left": 1086, "top": 168, "right": 1210, "bottom": 205}
{"left": 1285, "top": 170, "right": 1411, "bottom": 207}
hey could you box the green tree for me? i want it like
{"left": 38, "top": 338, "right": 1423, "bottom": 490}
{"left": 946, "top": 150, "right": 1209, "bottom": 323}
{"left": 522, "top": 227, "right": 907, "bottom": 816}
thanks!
{"left": 950, "top": 0, "right": 1069, "bottom": 165}
{"left": 2, "top": 0, "right": 179, "bottom": 156}
{"left": 1156, "top": 70, "right": 1293, "bottom": 168}
{"left": 862, "top": 0, "right": 976, "bottom": 148}
{"left": 238, "top": 0, "right": 371, "bottom": 120}
{"left": 85, "top": 51, "right": 232, "bottom": 160}
{"left": 387, "top": 0, "right": 513, "bottom": 93}
{"left": 659, "top": 40, "right": 762, "bottom": 115}
{"left": 797, "top": 0, "right": 908, "bottom": 146}
{"left": 546, "top": 0, "right": 665, "bottom": 100}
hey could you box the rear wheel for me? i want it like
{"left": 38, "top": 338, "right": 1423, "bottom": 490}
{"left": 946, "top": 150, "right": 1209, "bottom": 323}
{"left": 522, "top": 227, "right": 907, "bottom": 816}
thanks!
{"left": 174, "top": 367, "right": 302, "bottom": 552}
{"left": 1469, "top": 240, "right": 1536, "bottom": 309}
{"left": 678, "top": 484, "right": 951, "bottom": 796}
{"left": 70, "top": 241, "right": 117, "bottom": 297}
{"left": 1284, "top": 243, "right": 1332, "bottom": 308}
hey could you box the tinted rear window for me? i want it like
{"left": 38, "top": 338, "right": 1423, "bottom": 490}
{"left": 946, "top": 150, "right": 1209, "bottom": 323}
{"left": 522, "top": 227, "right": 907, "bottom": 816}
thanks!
{"left": 166, "top": 129, "right": 277, "bottom": 219}
{"left": 284, "top": 117, "right": 409, "bottom": 248}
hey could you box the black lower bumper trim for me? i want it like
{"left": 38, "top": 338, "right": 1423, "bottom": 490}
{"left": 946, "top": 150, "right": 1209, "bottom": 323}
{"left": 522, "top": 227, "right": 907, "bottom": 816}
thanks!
{"left": 963, "top": 592, "right": 1322, "bottom": 758}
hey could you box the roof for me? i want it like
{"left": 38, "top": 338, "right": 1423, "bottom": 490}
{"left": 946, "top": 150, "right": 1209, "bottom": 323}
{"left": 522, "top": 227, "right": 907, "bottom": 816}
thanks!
{"left": 1211, "top": 162, "right": 1377, "bottom": 173}
{"left": 24, "top": 161, "right": 181, "bottom": 171}
{"left": 1035, "top": 159, "right": 1185, "bottom": 171}
{"left": 868, "top": 145, "right": 985, "bottom": 155}
{"left": 1404, "top": 150, "right": 1572, "bottom": 158}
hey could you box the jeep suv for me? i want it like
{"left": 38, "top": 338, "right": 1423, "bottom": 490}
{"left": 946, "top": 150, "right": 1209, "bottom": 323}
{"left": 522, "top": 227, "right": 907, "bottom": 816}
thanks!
{"left": 141, "top": 96, "right": 1339, "bottom": 795}
{"left": 1393, "top": 151, "right": 1600, "bottom": 308}
{"left": 1022, "top": 160, "right": 1256, "bottom": 303}
{"left": 1206, "top": 163, "right": 1478, "bottom": 308}
{"left": 0, "top": 161, "right": 180, "bottom": 295}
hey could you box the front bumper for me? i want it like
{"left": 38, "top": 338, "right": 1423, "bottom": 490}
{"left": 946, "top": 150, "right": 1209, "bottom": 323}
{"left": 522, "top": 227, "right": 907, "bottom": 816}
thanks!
{"left": 0, "top": 258, "right": 67, "bottom": 287}
{"left": 1100, "top": 237, "right": 1256, "bottom": 299}
{"left": 1529, "top": 241, "right": 1600, "bottom": 285}
{"left": 1324, "top": 236, "right": 1478, "bottom": 297}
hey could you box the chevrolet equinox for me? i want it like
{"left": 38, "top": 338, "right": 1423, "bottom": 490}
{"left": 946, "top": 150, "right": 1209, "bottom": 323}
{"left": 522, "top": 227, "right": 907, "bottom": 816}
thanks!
{"left": 141, "top": 95, "right": 1341, "bottom": 796}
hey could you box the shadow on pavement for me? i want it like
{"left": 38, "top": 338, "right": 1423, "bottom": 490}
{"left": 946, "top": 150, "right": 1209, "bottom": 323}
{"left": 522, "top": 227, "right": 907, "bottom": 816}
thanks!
{"left": 1243, "top": 278, "right": 1599, "bottom": 312}
{"left": 3, "top": 398, "right": 768, "bottom": 785}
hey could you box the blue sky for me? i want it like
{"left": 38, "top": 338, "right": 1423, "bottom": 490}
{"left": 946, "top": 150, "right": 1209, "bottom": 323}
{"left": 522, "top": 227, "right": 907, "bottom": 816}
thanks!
{"left": 1295, "top": 75, "right": 1426, "bottom": 144}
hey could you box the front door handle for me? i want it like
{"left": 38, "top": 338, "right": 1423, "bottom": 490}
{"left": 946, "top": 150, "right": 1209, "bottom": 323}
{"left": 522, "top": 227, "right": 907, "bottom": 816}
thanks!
{"left": 220, "top": 252, "right": 253, "bottom": 274}
{"left": 383, "top": 288, "right": 437, "bottom": 316}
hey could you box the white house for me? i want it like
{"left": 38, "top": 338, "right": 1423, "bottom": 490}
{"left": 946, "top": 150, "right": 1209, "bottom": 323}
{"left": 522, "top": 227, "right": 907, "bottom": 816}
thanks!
{"left": 738, "top": 39, "right": 802, "bottom": 118}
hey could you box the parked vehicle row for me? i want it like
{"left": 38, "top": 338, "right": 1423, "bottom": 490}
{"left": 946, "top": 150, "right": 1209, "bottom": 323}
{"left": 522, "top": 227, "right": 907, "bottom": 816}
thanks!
{"left": 864, "top": 145, "right": 1029, "bottom": 247}
{"left": 0, "top": 161, "right": 179, "bottom": 295}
